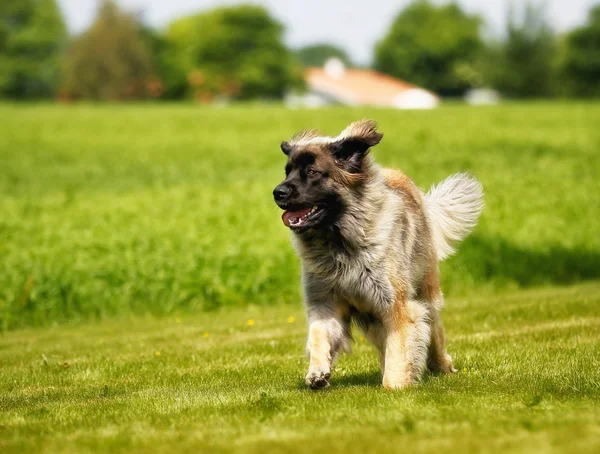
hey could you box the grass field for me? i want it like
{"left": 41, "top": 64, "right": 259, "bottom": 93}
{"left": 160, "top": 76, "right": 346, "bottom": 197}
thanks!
{"left": 2, "top": 283, "right": 599, "bottom": 453}
{"left": 0, "top": 102, "right": 599, "bottom": 329}
{"left": 1, "top": 102, "right": 599, "bottom": 452}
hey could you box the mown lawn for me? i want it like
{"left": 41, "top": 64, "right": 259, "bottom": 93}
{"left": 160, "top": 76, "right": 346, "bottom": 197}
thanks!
{"left": 1, "top": 283, "right": 599, "bottom": 453}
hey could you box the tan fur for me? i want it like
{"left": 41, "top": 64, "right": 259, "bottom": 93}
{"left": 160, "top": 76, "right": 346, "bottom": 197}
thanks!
{"left": 382, "top": 297, "right": 430, "bottom": 389}
{"left": 307, "top": 323, "right": 330, "bottom": 369}
{"left": 288, "top": 129, "right": 322, "bottom": 146}
{"left": 382, "top": 168, "right": 413, "bottom": 193}
{"left": 338, "top": 119, "right": 383, "bottom": 146}
{"left": 382, "top": 168, "right": 425, "bottom": 214}
{"left": 278, "top": 119, "right": 482, "bottom": 389}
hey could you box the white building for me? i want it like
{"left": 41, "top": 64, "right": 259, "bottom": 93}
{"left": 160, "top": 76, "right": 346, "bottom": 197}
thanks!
{"left": 464, "top": 88, "right": 501, "bottom": 106}
{"left": 286, "top": 58, "right": 440, "bottom": 110}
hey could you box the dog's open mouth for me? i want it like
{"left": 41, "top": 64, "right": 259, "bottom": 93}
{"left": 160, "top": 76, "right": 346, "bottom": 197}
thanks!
{"left": 282, "top": 205, "right": 325, "bottom": 229}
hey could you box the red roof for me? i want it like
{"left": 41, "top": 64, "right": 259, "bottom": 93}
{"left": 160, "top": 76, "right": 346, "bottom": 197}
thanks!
{"left": 305, "top": 67, "right": 439, "bottom": 106}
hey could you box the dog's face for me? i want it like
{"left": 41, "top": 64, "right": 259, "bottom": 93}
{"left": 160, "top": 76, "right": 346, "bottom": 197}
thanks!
{"left": 273, "top": 120, "right": 383, "bottom": 232}
{"left": 273, "top": 143, "right": 341, "bottom": 231}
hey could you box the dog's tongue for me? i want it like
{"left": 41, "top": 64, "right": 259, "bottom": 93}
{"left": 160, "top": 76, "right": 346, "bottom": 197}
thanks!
{"left": 282, "top": 207, "right": 312, "bottom": 227}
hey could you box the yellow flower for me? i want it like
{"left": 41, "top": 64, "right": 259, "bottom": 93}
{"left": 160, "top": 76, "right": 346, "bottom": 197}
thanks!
{"left": 202, "top": 332, "right": 209, "bottom": 338}
{"left": 463, "top": 367, "right": 467, "bottom": 372}
{"left": 287, "top": 316, "right": 296, "bottom": 323}
{"left": 359, "top": 336, "right": 365, "bottom": 342}
{"left": 154, "top": 351, "right": 161, "bottom": 357}
{"left": 247, "top": 319, "right": 255, "bottom": 326}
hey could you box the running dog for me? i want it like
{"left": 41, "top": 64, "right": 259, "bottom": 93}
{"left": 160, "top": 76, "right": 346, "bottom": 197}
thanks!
{"left": 273, "top": 119, "right": 483, "bottom": 389}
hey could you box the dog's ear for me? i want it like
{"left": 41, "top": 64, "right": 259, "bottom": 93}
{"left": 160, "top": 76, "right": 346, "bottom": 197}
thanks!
{"left": 331, "top": 119, "right": 383, "bottom": 173}
{"left": 280, "top": 141, "right": 293, "bottom": 155}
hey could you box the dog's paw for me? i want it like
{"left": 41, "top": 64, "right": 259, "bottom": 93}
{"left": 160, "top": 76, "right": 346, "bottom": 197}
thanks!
{"left": 305, "top": 369, "right": 331, "bottom": 390}
{"left": 438, "top": 354, "right": 457, "bottom": 374}
{"left": 428, "top": 354, "right": 456, "bottom": 375}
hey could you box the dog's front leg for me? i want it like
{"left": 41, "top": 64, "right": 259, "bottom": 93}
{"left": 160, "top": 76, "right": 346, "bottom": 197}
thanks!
{"left": 305, "top": 317, "right": 333, "bottom": 389}
{"left": 382, "top": 298, "right": 431, "bottom": 389}
{"left": 304, "top": 307, "right": 349, "bottom": 390}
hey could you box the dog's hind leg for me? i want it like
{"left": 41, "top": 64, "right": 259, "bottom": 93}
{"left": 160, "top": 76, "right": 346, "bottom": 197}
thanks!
{"left": 427, "top": 307, "right": 456, "bottom": 374}
{"left": 361, "top": 322, "right": 386, "bottom": 374}
{"left": 422, "top": 268, "right": 456, "bottom": 374}
{"left": 382, "top": 297, "right": 431, "bottom": 389}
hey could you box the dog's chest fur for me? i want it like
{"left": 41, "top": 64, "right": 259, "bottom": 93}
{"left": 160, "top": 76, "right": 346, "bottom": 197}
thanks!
{"left": 308, "top": 244, "right": 395, "bottom": 312}
{"left": 293, "top": 187, "right": 407, "bottom": 313}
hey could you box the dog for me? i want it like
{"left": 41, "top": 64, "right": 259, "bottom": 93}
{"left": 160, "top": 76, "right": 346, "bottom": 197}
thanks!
{"left": 273, "top": 119, "right": 484, "bottom": 390}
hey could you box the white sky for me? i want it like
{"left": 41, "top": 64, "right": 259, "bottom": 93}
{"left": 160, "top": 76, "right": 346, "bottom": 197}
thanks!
{"left": 56, "top": 0, "right": 595, "bottom": 64}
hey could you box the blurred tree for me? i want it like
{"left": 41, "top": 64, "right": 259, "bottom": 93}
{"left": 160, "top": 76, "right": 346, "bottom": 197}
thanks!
{"left": 374, "top": 0, "right": 483, "bottom": 95}
{"left": 0, "top": 0, "right": 67, "bottom": 99}
{"left": 295, "top": 44, "right": 352, "bottom": 67}
{"left": 560, "top": 6, "right": 600, "bottom": 97}
{"left": 62, "top": 0, "right": 154, "bottom": 100}
{"left": 486, "top": 2, "right": 557, "bottom": 98}
{"left": 138, "top": 24, "right": 186, "bottom": 99}
{"left": 166, "top": 5, "right": 304, "bottom": 100}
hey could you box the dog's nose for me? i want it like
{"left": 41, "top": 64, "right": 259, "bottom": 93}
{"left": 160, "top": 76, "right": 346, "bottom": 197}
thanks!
{"left": 273, "top": 185, "right": 291, "bottom": 201}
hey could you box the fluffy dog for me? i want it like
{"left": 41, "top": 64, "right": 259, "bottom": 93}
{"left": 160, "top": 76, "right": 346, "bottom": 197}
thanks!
{"left": 273, "top": 119, "right": 483, "bottom": 389}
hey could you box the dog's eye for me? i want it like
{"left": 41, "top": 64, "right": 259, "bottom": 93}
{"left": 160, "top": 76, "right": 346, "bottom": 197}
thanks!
{"left": 306, "top": 167, "right": 318, "bottom": 176}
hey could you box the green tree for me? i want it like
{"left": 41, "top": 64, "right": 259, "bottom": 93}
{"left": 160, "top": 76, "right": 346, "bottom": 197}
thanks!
{"left": 374, "top": 0, "right": 483, "bottom": 95}
{"left": 560, "top": 6, "right": 600, "bottom": 97}
{"left": 0, "top": 0, "right": 67, "bottom": 99}
{"left": 166, "top": 5, "right": 303, "bottom": 100}
{"left": 62, "top": 0, "right": 154, "bottom": 100}
{"left": 487, "top": 2, "right": 557, "bottom": 98}
{"left": 138, "top": 24, "right": 186, "bottom": 99}
{"left": 295, "top": 43, "right": 352, "bottom": 68}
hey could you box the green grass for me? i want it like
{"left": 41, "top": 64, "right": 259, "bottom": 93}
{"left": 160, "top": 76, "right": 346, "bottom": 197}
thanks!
{"left": 0, "top": 102, "right": 599, "bottom": 330}
{"left": 1, "top": 283, "right": 599, "bottom": 453}
{"left": 1, "top": 103, "right": 599, "bottom": 452}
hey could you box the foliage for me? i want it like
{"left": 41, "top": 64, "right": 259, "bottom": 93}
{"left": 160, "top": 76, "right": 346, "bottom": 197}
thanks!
{"left": 374, "top": 0, "right": 483, "bottom": 95}
{"left": 485, "top": 2, "right": 557, "bottom": 98}
{"left": 61, "top": 0, "right": 155, "bottom": 100}
{"left": 295, "top": 43, "right": 353, "bottom": 67}
{"left": 166, "top": 5, "right": 304, "bottom": 101}
{"left": 0, "top": 0, "right": 67, "bottom": 99}
{"left": 0, "top": 0, "right": 598, "bottom": 101}
{"left": 0, "top": 103, "right": 599, "bottom": 330}
{"left": 138, "top": 23, "right": 186, "bottom": 99}
{"left": 1, "top": 284, "right": 600, "bottom": 452}
{"left": 560, "top": 5, "right": 600, "bottom": 97}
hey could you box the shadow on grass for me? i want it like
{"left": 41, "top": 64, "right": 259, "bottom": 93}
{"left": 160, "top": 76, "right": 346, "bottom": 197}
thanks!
{"left": 446, "top": 234, "right": 600, "bottom": 289}
{"left": 333, "top": 370, "right": 382, "bottom": 389}
{"left": 295, "top": 369, "right": 455, "bottom": 390}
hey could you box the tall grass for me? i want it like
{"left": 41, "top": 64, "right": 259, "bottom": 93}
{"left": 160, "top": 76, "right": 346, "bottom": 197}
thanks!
{"left": 1, "top": 103, "right": 598, "bottom": 330}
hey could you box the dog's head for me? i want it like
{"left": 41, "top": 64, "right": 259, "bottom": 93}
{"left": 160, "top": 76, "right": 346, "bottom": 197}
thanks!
{"left": 273, "top": 119, "right": 383, "bottom": 232}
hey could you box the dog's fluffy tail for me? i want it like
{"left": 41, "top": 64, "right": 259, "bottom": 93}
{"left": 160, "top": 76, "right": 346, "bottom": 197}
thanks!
{"left": 424, "top": 173, "right": 484, "bottom": 261}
